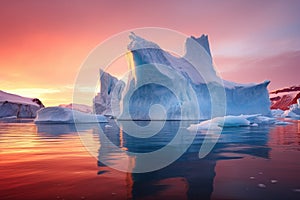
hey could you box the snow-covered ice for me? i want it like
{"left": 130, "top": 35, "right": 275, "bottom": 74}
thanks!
{"left": 0, "top": 90, "right": 44, "bottom": 118}
{"left": 34, "top": 106, "right": 107, "bottom": 123}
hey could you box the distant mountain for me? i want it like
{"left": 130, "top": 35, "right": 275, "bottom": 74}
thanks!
{"left": 270, "top": 85, "right": 300, "bottom": 110}
{"left": 0, "top": 90, "right": 44, "bottom": 118}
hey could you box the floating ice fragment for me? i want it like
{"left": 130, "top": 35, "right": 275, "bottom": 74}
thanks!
{"left": 187, "top": 115, "right": 250, "bottom": 131}
{"left": 270, "top": 180, "right": 278, "bottom": 184}
{"left": 275, "top": 121, "right": 293, "bottom": 125}
{"left": 258, "top": 184, "right": 266, "bottom": 188}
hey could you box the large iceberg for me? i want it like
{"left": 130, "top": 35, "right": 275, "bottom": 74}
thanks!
{"left": 94, "top": 33, "right": 271, "bottom": 120}
{"left": 0, "top": 90, "right": 44, "bottom": 118}
{"left": 34, "top": 106, "right": 107, "bottom": 124}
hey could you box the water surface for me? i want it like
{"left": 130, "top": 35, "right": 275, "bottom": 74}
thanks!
{"left": 0, "top": 120, "right": 300, "bottom": 199}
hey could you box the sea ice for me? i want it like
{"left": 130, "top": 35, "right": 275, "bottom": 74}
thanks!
{"left": 188, "top": 115, "right": 250, "bottom": 131}
{"left": 187, "top": 114, "right": 289, "bottom": 131}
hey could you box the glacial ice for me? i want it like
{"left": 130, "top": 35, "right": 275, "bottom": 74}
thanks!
{"left": 272, "top": 98, "right": 300, "bottom": 119}
{"left": 34, "top": 106, "right": 107, "bottom": 123}
{"left": 95, "top": 33, "right": 271, "bottom": 120}
{"left": 0, "top": 90, "right": 44, "bottom": 118}
{"left": 94, "top": 70, "right": 125, "bottom": 116}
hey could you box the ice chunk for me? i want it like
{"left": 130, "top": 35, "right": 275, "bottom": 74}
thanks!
{"left": 188, "top": 115, "right": 250, "bottom": 131}
{"left": 282, "top": 110, "right": 300, "bottom": 119}
{"left": 34, "top": 107, "right": 107, "bottom": 124}
{"left": 187, "top": 114, "right": 285, "bottom": 131}
{"left": 270, "top": 179, "right": 278, "bottom": 184}
{"left": 275, "top": 121, "right": 292, "bottom": 125}
{"left": 271, "top": 109, "right": 284, "bottom": 118}
{"left": 258, "top": 183, "right": 266, "bottom": 188}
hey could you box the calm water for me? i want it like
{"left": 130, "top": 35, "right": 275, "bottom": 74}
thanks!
{"left": 0, "top": 119, "right": 300, "bottom": 200}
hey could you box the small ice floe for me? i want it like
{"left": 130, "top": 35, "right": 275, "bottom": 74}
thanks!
{"left": 243, "top": 114, "right": 275, "bottom": 125}
{"left": 282, "top": 110, "right": 300, "bottom": 119}
{"left": 187, "top": 113, "right": 294, "bottom": 131}
{"left": 258, "top": 183, "right": 266, "bottom": 188}
{"left": 259, "top": 172, "right": 263, "bottom": 175}
{"left": 275, "top": 121, "right": 293, "bottom": 125}
{"left": 249, "top": 176, "right": 255, "bottom": 180}
{"left": 105, "top": 124, "right": 113, "bottom": 128}
{"left": 270, "top": 179, "right": 278, "bottom": 184}
{"left": 271, "top": 109, "right": 284, "bottom": 118}
{"left": 292, "top": 188, "right": 300, "bottom": 192}
{"left": 187, "top": 116, "right": 250, "bottom": 131}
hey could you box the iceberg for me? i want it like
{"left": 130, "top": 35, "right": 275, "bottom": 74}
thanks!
{"left": 281, "top": 110, "right": 300, "bottom": 119}
{"left": 270, "top": 85, "right": 300, "bottom": 110}
{"left": 0, "top": 90, "right": 44, "bottom": 118}
{"left": 289, "top": 98, "right": 300, "bottom": 115}
{"left": 274, "top": 97, "right": 300, "bottom": 119}
{"left": 95, "top": 33, "right": 271, "bottom": 120}
{"left": 93, "top": 70, "right": 125, "bottom": 116}
{"left": 34, "top": 106, "right": 107, "bottom": 124}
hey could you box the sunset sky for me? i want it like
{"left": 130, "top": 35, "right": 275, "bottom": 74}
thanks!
{"left": 1, "top": 0, "right": 300, "bottom": 106}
